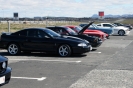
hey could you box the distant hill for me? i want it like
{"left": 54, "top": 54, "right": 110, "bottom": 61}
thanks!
{"left": 91, "top": 14, "right": 133, "bottom": 18}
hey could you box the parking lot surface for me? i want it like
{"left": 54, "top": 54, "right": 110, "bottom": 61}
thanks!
{"left": 1, "top": 30, "right": 133, "bottom": 88}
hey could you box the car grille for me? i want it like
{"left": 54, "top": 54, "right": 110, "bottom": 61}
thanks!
{"left": 0, "top": 61, "right": 7, "bottom": 73}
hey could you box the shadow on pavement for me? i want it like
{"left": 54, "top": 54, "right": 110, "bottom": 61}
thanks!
{"left": 0, "top": 51, "right": 87, "bottom": 58}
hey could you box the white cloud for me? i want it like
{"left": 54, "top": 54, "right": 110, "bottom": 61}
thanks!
{"left": 0, "top": 0, "right": 133, "bottom": 17}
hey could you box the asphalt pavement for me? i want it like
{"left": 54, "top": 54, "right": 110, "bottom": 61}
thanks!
{"left": 1, "top": 30, "right": 133, "bottom": 88}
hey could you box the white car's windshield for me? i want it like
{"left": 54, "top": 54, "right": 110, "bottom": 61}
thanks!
{"left": 111, "top": 23, "right": 118, "bottom": 27}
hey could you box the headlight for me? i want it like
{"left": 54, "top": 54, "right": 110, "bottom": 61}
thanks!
{"left": 78, "top": 43, "right": 87, "bottom": 47}
{"left": 2, "top": 62, "right": 6, "bottom": 69}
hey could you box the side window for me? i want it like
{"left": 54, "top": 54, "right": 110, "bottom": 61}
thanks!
{"left": 12, "top": 30, "right": 27, "bottom": 36}
{"left": 27, "top": 30, "right": 37, "bottom": 37}
{"left": 37, "top": 30, "right": 49, "bottom": 38}
{"left": 97, "top": 24, "right": 101, "bottom": 26}
{"left": 59, "top": 28, "right": 69, "bottom": 35}
{"left": 56, "top": 28, "right": 63, "bottom": 34}
{"left": 19, "top": 30, "right": 27, "bottom": 36}
{"left": 103, "top": 24, "right": 112, "bottom": 27}
{"left": 55, "top": 28, "right": 62, "bottom": 34}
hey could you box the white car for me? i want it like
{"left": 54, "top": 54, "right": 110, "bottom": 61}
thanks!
{"left": 96, "top": 23, "right": 130, "bottom": 36}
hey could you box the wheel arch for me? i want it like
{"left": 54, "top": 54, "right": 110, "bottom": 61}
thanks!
{"left": 6, "top": 41, "right": 20, "bottom": 49}
{"left": 57, "top": 43, "right": 73, "bottom": 53}
{"left": 118, "top": 29, "right": 125, "bottom": 35}
{"left": 56, "top": 43, "right": 73, "bottom": 57}
{"left": 7, "top": 41, "right": 21, "bottom": 55}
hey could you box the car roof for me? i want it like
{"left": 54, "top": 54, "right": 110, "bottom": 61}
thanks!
{"left": 47, "top": 26, "right": 68, "bottom": 29}
{"left": 22, "top": 27, "right": 50, "bottom": 31}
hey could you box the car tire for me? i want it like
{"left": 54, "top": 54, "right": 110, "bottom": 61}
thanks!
{"left": 58, "top": 44, "right": 71, "bottom": 57}
{"left": 107, "top": 35, "right": 110, "bottom": 39}
{"left": 7, "top": 43, "right": 20, "bottom": 55}
{"left": 90, "top": 45, "right": 93, "bottom": 51}
{"left": 118, "top": 30, "right": 125, "bottom": 36}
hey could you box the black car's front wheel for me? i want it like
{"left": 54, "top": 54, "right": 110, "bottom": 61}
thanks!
{"left": 7, "top": 43, "right": 20, "bottom": 55}
{"left": 58, "top": 44, "right": 72, "bottom": 57}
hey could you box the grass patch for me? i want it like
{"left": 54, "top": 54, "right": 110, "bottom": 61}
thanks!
{"left": 0, "top": 19, "right": 133, "bottom": 33}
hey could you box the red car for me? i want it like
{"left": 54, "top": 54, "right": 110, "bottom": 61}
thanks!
{"left": 66, "top": 25, "right": 109, "bottom": 40}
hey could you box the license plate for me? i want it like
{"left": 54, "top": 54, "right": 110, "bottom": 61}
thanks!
{"left": 0, "top": 76, "right": 5, "bottom": 84}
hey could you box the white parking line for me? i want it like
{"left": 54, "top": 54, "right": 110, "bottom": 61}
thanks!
{"left": 90, "top": 52, "right": 101, "bottom": 53}
{"left": 9, "top": 59, "right": 81, "bottom": 63}
{"left": 11, "top": 76, "right": 46, "bottom": 81}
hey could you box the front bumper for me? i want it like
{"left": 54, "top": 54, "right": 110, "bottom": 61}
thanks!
{"left": 0, "top": 67, "right": 12, "bottom": 86}
{"left": 125, "top": 31, "right": 130, "bottom": 35}
{"left": 72, "top": 45, "right": 91, "bottom": 54}
{"left": 91, "top": 40, "right": 103, "bottom": 47}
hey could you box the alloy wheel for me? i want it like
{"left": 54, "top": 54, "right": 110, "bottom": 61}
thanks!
{"left": 58, "top": 45, "right": 71, "bottom": 57}
{"left": 8, "top": 44, "right": 19, "bottom": 55}
{"left": 118, "top": 30, "right": 125, "bottom": 36}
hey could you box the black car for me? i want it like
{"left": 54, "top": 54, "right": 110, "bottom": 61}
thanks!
{"left": 46, "top": 22, "right": 102, "bottom": 48}
{"left": 0, "top": 56, "right": 11, "bottom": 86}
{"left": 0, "top": 28, "right": 91, "bottom": 57}
{"left": 113, "top": 23, "right": 133, "bottom": 30}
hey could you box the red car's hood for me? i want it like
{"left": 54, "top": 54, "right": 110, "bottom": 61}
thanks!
{"left": 84, "top": 30, "right": 108, "bottom": 36}
{"left": 84, "top": 31, "right": 102, "bottom": 34}
{"left": 85, "top": 30, "right": 102, "bottom": 32}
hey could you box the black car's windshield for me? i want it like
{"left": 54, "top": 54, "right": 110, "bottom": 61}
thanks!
{"left": 89, "top": 24, "right": 98, "bottom": 28}
{"left": 44, "top": 29, "right": 61, "bottom": 37}
{"left": 66, "top": 27, "right": 78, "bottom": 35}
{"left": 75, "top": 26, "right": 82, "bottom": 32}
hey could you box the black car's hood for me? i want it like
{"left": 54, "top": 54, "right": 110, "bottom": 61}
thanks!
{"left": 0, "top": 56, "right": 7, "bottom": 62}
{"left": 55, "top": 35, "right": 89, "bottom": 43}
{"left": 78, "top": 21, "right": 94, "bottom": 35}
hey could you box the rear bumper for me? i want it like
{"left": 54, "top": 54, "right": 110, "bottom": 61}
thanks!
{"left": 0, "top": 67, "right": 12, "bottom": 86}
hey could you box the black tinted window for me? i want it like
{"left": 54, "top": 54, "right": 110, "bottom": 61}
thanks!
{"left": 103, "top": 24, "right": 112, "bottom": 27}
{"left": 37, "top": 30, "right": 50, "bottom": 38}
{"left": 27, "top": 30, "right": 37, "bottom": 37}
{"left": 56, "top": 28, "right": 69, "bottom": 35}
{"left": 12, "top": 30, "right": 27, "bottom": 36}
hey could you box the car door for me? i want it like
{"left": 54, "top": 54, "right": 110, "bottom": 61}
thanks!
{"left": 23, "top": 29, "right": 38, "bottom": 50}
{"left": 35, "top": 30, "right": 56, "bottom": 51}
{"left": 26, "top": 29, "right": 55, "bottom": 51}
{"left": 11, "top": 29, "right": 30, "bottom": 50}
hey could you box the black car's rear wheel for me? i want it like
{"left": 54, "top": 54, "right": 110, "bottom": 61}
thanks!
{"left": 7, "top": 43, "right": 20, "bottom": 55}
{"left": 58, "top": 44, "right": 71, "bottom": 57}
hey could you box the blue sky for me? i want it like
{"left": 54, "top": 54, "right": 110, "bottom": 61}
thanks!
{"left": 0, "top": 0, "right": 133, "bottom": 18}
